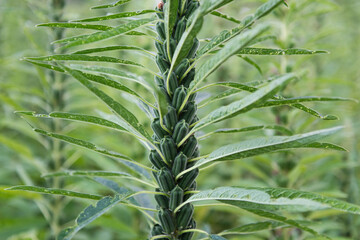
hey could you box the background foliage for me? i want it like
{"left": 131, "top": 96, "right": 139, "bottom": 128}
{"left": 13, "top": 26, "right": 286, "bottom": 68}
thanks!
{"left": 0, "top": 0, "right": 359, "bottom": 239}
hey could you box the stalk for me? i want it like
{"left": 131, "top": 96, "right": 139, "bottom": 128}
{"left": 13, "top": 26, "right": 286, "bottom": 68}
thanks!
{"left": 150, "top": 0, "right": 200, "bottom": 239}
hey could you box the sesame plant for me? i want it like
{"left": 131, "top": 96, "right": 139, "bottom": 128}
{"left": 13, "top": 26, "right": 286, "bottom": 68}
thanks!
{"left": 6, "top": 0, "right": 360, "bottom": 239}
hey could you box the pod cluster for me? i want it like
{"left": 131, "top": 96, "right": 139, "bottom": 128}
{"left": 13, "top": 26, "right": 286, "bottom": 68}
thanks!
{"left": 151, "top": 0, "right": 200, "bottom": 239}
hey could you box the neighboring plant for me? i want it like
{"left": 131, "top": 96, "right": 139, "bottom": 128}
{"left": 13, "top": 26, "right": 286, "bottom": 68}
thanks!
{"left": 6, "top": 0, "right": 360, "bottom": 239}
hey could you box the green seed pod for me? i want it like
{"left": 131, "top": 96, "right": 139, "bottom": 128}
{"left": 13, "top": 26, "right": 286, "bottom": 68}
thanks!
{"left": 175, "top": 59, "right": 190, "bottom": 79}
{"left": 181, "top": 135, "right": 197, "bottom": 158}
{"left": 176, "top": 203, "right": 194, "bottom": 230}
{"left": 172, "top": 120, "right": 189, "bottom": 144}
{"left": 175, "top": 17, "right": 186, "bottom": 42}
{"left": 155, "top": 11, "right": 164, "bottom": 20}
{"left": 172, "top": 152, "right": 187, "bottom": 176}
{"left": 167, "top": 72, "right": 179, "bottom": 95}
{"left": 169, "top": 38, "right": 177, "bottom": 59}
{"left": 187, "top": 38, "right": 200, "bottom": 59}
{"left": 182, "top": 68, "right": 195, "bottom": 88}
{"left": 156, "top": 22, "right": 166, "bottom": 41}
{"left": 178, "top": 168, "right": 199, "bottom": 190}
{"left": 155, "top": 41, "right": 166, "bottom": 57}
{"left": 151, "top": 118, "right": 167, "bottom": 139}
{"left": 157, "top": 167, "right": 175, "bottom": 192}
{"left": 156, "top": 55, "right": 170, "bottom": 74}
{"left": 150, "top": 150, "right": 167, "bottom": 169}
{"left": 190, "top": 116, "right": 199, "bottom": 125}
{"left": 155, "top": 188, "right": 170, "bottom": 209}
{"left": 192, "top": 147, "right": 200, "bottom": 158}
{"left": 185, "top": 0, "right": 199, "bottom": 19}
{"left": 179, "top": 101, "right": 197, "bottom": 123}
{"left": 169, "top": 185, "right": 184, "bottom": 211}
{"left": 159, "top": 209, "right": 175, "bottom": 234}
{"left": 160, "top": 137, "right": 177, "bottom": 163}
{"left": 151, "top": 224, "right": 164, "bottom": 236}
{"left": 155, "top": 75, "right": 164, "bottom": 87}
{"left": 164, "top": 106, "right": 178, "bottom": 131}
{"left": 178, "top": 219, "right": 196, "bottom": 240}
{"left": 172, "top": 86, "right": 187, "bottom": 111}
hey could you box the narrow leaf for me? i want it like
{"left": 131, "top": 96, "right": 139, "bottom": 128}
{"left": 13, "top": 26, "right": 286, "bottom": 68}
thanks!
{"left": 221, "top": 221, "right": 286, "bottom": 234}
{"left": 60, "top": 18, "right": 155, "bottom": 49}
{"left": 91, "top": 0, "right": 131, "bottom": 9}
{"left": 178, "top": 186, "right": 360, "bottom": 215}
{"left": 72, "top": 10, "right": 156, "bottom": 22}
{"left": 210, "top": 11, "right": 241, "bottom": 24}
{"left": 62, "top": 65, "right": 153, "bottom": 144}
{"left": 37, "top": 22, "right": 112, "bottom": 31}
{"left": 72, "top": 45, "right": 154, "bottom": 56}
{"left": 180, "top": 127, "right": 342, "bottom": 175}
{"left": 237, "top": 48, "right": 328, "bottom": 55}
{"left": 58, "top": 192, "right": 132, "bottom": 240}
{"left": 6, "top": 186, "right": 102, "bottom": 200}
{"left": 164, "top": 0, "right": 179, "bottom": 62}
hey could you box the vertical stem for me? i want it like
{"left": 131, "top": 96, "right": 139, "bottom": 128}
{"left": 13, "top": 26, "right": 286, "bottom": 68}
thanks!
{"left": 150, "top": 1, "right": 200, "bottom": 239}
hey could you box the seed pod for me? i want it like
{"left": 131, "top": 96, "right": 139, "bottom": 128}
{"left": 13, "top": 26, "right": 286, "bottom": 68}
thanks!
{"left": 190, "top": 116, "right": 199, "bottom": 125}
{"left": 156, "top": 22, "right": 166, "bottom": 41}
{"left": 179, "top": 101, "right": 196, "bottom": 123}
{"left": 160, "top": 137, "right": 177, "bottom": 163}
{"left": 172, "top": 152, "right": 187, "bottom": 176}
{"left": 192, "top": 147, "right": 200, "bottom": 158}
{"left": 176, "top": 203, "right": 194, "bottom": 230}
{"left": 175, "top": 59, "right": 190, "bottom": 79}
{"left": 172, "top": 86, "right": 187, "bottom": 111}
{"left": 182, "top": 68, "right": 195, "bottom": 88}
{"left": 151, "top": 118, "right": 167, "bottom": 139}
{"left": 169, "top": 38, "right": 177, "bottom": 60}
{"left": 172, "top": 120, "right": 189, "bottom": 144}
{"left": 169, "top": 185, "right": 184, "bottom": 211}
{"left": 187, "top": 38, "right": 200, "bottom": 59}
{"left": 178, "top": 168, "right": 199, "bottom": 190}
{"left": 156, "top": 55, "right": 170, "bottom": 74}
{"left": 159, "top": 209, "right": 175, "bottom": 234}
{"left": 181, "top": 135, "right": 197, "bottom": 158}
{"left": 157, "top": 167, "right": 175, "bottom": 192}
{"left": 167, "top": 72, "right": 178, "bottom": 95}
{"left": 178, "top": 219, "right": 196, "bottom": 240}
{"left": 150, "top": 150, "right": 167, "bottom": 169}
{"left": 155, "top": 188, "right": 170, "bottom": 209}
{"left": 151, "top": 224, "right": 164, "bottom": 236}
{"left": 164, "top": 106, "right": 178, "bottom": 131}
{"left": 155, "top": 75, "right": 164, "bottom": 87}
{"left": 155, "top": 41, "right": 166, "bottom": 56}
{"left": 175, "top": 17, "right": 186, "bottom": 42}
{"left": 185, "top": 0, "right": 199, "bottom": 19}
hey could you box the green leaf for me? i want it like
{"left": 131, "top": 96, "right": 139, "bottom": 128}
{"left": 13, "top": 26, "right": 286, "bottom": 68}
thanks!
{"left": 179, "top": 127, "right": 342, "bottom": 175}
{"left": 72, "top": 10, "right": 156, "bottom": 22}
{"left": 36, "top": 22, "right": 112, "bottom": 31}
{"left": 178, "top": 186, "right": 360, "bottom": 215}
{"left": 197, "top": 0, "right": 284, "bottom": 57}
{"left": 239, "top": 56, "right": 263, "bottom": 75}
{"left": 26, "top": 54, "right": 143, "bottom": 68}
{"left": 0, "top": 135, "right": 32, "bottom": 158}
{"left": 58, "top": 192, "right": 132, "bottom": 240}
{"left": 72, "top": 45, "right": 154, "bottom": 56}
{"left": 242, "top": 209, "right": 320, "bottom": 236}
{"left": 16, "top": 111, "right": 128, "bottom": 133}
{"left": 5, "top": 186, "right": 102, "bottom": 200}
{"left": 69, "top": 64, "right": 152, "bottom": 91}
{"left": 210, "top": 11, "right": 241, "bottom": 24}
{"left": 164, "top": 0, "right": 179, "bottom": 62}
{"left": 42, "top": 170, "right": 131, "bottom": 178}
{"left": 190, "top": 74, "right": 296, "bottom": 134}
{"left": 187, "top": 24, "right": 270, "bottom": 96}
{"left": 209, "top": 235, "right": 227, "bottom": 240}
{"left": 256, "top": 96, "right": 356, "bottom": 108}
{"left": 221, "top": 221, "right": 286, "bottom": 235}
{"left": 58, "top": 18, "right": 155, "bottom": 49}
{"left": 199, "top": 0, "right": 234, "bottom": 16}
{"left": 197, "top": 81, "right": 340, "bottom": 121}
{"left": 62, "top": 65, "right": 154, "bottom": 145}
{"left": 91, "top": 0, "right": 131, "bottom": 9}
{"left": 53, "top": 31, "right": 148, "bottom": 45}
{"left": 198, "top": 125, "right": 293, "bottom": 140}
{"left": 304, "top": 142, "right": 347, "bottom": 152}
{"left": 237, "top": 47, "right": 329, "bottom": 55}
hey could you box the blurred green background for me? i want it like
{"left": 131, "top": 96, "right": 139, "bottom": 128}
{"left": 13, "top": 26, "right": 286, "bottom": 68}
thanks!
{"left": 0, "top": 0, "right": 359, "bottom": 239}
